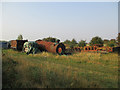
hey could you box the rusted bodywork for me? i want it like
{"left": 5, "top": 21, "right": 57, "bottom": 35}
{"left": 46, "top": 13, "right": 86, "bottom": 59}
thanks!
{"left": 96, "top": 47, "right": 113, "bottom": 52}
{"left": 83, "top": 46, "right": 98, "bottom": 52}
{"left": 10, "top": 40, "right": 28, "bottom": 51}
{"left": 65, "top": 46, "right": 113, "bottom": 53}
{"left": 35, "top": 40, "right": 65, "bottom": 55}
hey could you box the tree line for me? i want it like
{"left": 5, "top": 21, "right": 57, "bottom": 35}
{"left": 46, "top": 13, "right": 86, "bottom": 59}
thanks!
{"left": 2, "top": 34, "right": 119, "bottom": 48}
{"left": 41, "top": 35, "right": 119, "bottom": 48}
{"left": 17, "top": 34, "right": 120, "bottom": 48}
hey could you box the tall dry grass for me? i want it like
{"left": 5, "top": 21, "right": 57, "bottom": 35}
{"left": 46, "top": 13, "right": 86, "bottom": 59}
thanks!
{"left": 2, "top": 49, "right": 118, "bottom": 88}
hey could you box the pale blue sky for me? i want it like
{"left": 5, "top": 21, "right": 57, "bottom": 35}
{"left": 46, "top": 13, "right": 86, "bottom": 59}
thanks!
{"left": 2, "top": 2, "right": 118, "bottom": 42}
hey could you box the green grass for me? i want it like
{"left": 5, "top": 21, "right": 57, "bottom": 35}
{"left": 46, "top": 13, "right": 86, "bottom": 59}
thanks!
{"left": 2, "top": 49, "right": 118, "bottom": 88}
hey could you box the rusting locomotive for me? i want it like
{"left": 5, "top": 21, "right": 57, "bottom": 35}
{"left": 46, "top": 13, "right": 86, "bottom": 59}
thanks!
{"left": 10, "top": 39, "right": 116, "bottom": 55}
{"left": 35, "top": 39, "right": 66, "bottom": 55}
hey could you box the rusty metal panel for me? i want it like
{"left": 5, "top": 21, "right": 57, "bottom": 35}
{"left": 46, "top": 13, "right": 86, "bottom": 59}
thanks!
{"left": 11, "top": 40, "right": 17, "bottom": 49}
{"left": 96, "top": 46, "right": 113, "bottom": 52}
{"left": 35, "top": 40, "right": 65, "bottom": 55}
{"left": 11, "top": 40, "right": 28, "bottom": 51}
{"left": 67, "top": 46, "right": 113, "bottom": 53}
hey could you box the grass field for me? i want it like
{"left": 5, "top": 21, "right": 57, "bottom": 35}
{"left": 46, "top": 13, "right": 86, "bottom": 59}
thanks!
{"left": 2, "top": 49, "right": 118, "bottom": 88}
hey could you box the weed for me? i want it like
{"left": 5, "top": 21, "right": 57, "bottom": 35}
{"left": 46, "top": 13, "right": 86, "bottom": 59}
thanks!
{"left": 2, "top": 49, "right": 118, "bottom": 88}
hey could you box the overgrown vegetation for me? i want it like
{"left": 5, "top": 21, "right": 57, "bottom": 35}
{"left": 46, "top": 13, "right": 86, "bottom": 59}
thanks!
{"left": 78, "top": 40, "right": 86, "bottom": 47}
{"left": 63, "top": 38, "right": 78, "bottom": 48}
{"left": 89, "top": 36, "right": 104, "bottom": 46}
{"left": 17, "top": 34, "right": 23, "bottom": 40}
{"left": 63, "top": 35, "right": 118, "bottom": 48}
{"left": 42, "top": 37, "right": 60, "bottom": 43}
{"left": 2, "top": 49, "right": 118, "bottom": 88}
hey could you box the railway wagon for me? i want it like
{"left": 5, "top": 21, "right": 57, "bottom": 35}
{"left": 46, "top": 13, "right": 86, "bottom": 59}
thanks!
{"left": 0, "top": 42, "right": 10, "bottom": 49}
{"left": 10, "top": 40, "right": 28, "bottom": 51}
{"left": 35, "top": 40, "right": 66, "bottom": 55}
{"left": 65, "top": 45, "right": 113, "bottom": 53}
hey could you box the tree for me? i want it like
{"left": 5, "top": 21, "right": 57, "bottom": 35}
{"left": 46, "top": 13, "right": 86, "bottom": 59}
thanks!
{"left": 78, "top": 40, "right": 86, "bottom": 47}
{"left": 108, "top": 40, "right": 117, "bottom": 47}
{"left": 69, "top": 44, "right": 74, "bottom": 49}
{"left": 70, "top": 38, "right": 77, "bottom": 48}
{"left": 103, "top": 39, "right": 109, "bottom": 46}
{"left": 103, "top": 39, "right": 109, "bottom": 44}
{"left": 90, "top": 36, "right": 103, "bottom": 46}
{"left": 42, "top": 37, "right": 58, "bottom": 42}
{"left": 63, "top": 39, "right": 71, "bottom": 45}
{"left": 63, "top": 39, "right": 77, "bottom": 48}
{"left": 17, "top": 34, "right": 23, "bottom": 40}
{"left": 63, "top": 39, "right": 72, "bottom": 49}
{"left": 71, "top": 38, "right": 77, "bottom": 45}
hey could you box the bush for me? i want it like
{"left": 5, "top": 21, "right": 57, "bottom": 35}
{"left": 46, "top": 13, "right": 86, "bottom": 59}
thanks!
{"left": 107, "top": 40, "right": 117, "bottom": 47}
{"left": 90, "top": 36, "right": 103, "bottom": 46}
{"left": 63, "top": 39, "right": 78, "bottom": 48}
{"left": 43, "top": 37, "right": 60, "bottom": 43}
{"left": 78, "top": 40, "right": 86, "bottom": 47}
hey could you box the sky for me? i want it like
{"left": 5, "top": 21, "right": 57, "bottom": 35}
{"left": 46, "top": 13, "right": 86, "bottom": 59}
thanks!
{"left": 1, "top": 2, "right": 118, "bottom": 42}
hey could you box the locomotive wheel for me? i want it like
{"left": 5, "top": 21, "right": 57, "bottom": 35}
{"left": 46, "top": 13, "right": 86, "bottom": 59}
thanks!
{"left": 58, "top": 47, "right": 62, "bottom": 54}
{"left": 56, "top": 43, "right": 65, "bottom": 55}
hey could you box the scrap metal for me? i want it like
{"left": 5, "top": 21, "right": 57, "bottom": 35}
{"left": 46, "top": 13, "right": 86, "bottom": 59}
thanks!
{"left": 10, "top": 40, "right": 28, "bottom": 51}
{"left": 35, "top": 40, "right": 65, "bottom": 55}
{"left": 23, "top": 42, "right": 39, "bottom": 54}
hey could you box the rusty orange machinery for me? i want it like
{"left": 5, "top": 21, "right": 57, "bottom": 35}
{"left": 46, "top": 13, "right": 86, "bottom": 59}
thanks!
{"left": 96, "top": 46, "right": 113, "bottom": 52}
{"left": 10, "top": 40, "right": 28, "bottom": 51}
{"left": 35, "top": 40, "right": 66, "bottom": 55}
{"left": 82, "top": 46, "right": 98, "bottom": 52}
{"left": 68, "top": 46, "right": 113, "bottom": 53}
{"left": 67, "top": 47, "right": 82, "bottom": 52}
